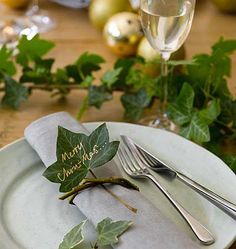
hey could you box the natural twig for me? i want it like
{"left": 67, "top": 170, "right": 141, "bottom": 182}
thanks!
{"left": 0, "top": 83, "right": 124, "bottom": 92}
{"left": 89, "top": 170, "right": 138, "bottom": 213}
{"left": 59, "top": 177, "right": 139, "bottom": 201}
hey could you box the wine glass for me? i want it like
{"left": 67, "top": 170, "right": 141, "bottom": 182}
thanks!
{"left": 26, "top": 0, "right": 56, "bottom": 33}
{"left": 140, "top": 0, "right": 195, "bottom": 130}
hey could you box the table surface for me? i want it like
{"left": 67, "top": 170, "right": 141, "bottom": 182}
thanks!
{"left": 0, "top": 1, "right": 236, "bottom": 248}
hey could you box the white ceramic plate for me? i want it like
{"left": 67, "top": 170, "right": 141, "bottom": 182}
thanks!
{"left": 0, "top": 122, "right": 235, "bottom": 249}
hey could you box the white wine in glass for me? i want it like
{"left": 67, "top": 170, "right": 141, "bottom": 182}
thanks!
{"left": 140, "top": 0, "right": 195, "bottom": 130}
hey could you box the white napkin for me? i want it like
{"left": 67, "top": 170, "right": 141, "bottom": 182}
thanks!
{"left": 24, "top": 112, "right": 200, "bottom": 249}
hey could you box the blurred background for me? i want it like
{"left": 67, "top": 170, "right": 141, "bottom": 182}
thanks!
{"left": 0, "top": 0, "right": 236, "bottom": 96}
{"left": 0, "top": 0, "right": 235, "bottom": 145}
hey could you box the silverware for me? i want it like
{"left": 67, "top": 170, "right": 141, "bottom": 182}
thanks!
{"left": 121, "top": 135, "right": 236, "bottom": 220}
{"left": 117, "top": 141, "right": 215, "bottom": 245}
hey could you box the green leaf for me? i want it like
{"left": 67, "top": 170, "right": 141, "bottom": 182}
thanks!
{"left": 222, "top": 155, "right": 236, "bottom": 173}
{"left": 97, "top": 218, "right": 132, "bottom": 246}
{"left": 20, "top": 58, "right": 54, "bottom": 84}
{"left": 80, "top": 75, "right": 94, "bottom": 88}
{"left": 168, "top": 59, "right": 197, "bottom": 66}
{"left": 187, "top": 54, "right": 211, "bottom": 86}
{"left": 59, "top": 220, "right": 86, "bottom": 249}
{"left": 168, "top": 83, "right": 194, "bottom": 126}
{"left": 0, "top": 45, "right": 16, "bottom": 77}
{"left": 126, "top": 68, "right": 158, "bottom": 98}
{"left": 101, "top": 68, "right": 123, "bottom": 89}
{"left": 88, "top": 86, "right": 112, "bottom": 109}
{"left": 212, "top": 37, "right": 236, "bottom": 55}
{"left": 219, "top": 99, "right": 236, "bottom": 127}
{"left": 180, "top": 113, "right": 210, "bottom": 143}
{"left": 77, "top": 97, "right": 88, "bottom": 120}
{"left": 43, "top": 123, "right": 119, "bottom": 192}
{"left": 16, "top": 35, "right": 55, "bottom": 66}
{"left": 113, "top": 57, "right": 139, "bottom": 88}
{"left": 2, "top": 77, "right": 29, "bottom": 109}
{"left": 199, "top": 99, "right": 221, "bottom": 125}
{"left": 66, "top": 53, "right": 105, "bottom": 83}
{"left": 54, "top": 68, "right": 69, "bottom": 83}
{"left": 121, "top": 89, "right": 151, "bottom": 121}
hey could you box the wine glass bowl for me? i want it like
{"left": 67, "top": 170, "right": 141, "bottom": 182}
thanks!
{"left": 139, "top": 0, "right": 196, "bottom": 129}
{"left": 26, "top": 0, "right": 56, "bottom": 33}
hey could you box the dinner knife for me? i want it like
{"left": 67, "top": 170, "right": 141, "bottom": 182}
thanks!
{"left": 125, "top": 135, "right": 236, "bottom": 220}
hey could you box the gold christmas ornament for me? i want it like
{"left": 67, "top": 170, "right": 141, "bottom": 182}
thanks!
{"left": 211, "top": 0, "right": 236, "bottom": 13}
{"left": 104, "top": 12, "right": 143, "bottom": 57}
{"left": 89, "top": 0, "right": 132, "bottom": 30}
{"left": 137, "top": 37, "right": 186, "bottom": 62}
{"left": 1, "top": 0, "right": 29, "bottom": 9}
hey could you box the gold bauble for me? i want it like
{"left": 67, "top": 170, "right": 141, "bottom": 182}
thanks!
{"left": 137, "top": 37, "right": 186, "bottom": 77}
{"left": 137, "top": 37, "right": 186, "bottom": 62}
{"left": 89, "top": 0, "right": 132, "bottom": 30}
{"left": 1, "top": 0, "right": 29, "bottom": 9}
{"left": 104, "top": 12, "right": 143, "bottom": 57}
{"left": 211, "top": 0, "right": 236, "bottom": 13}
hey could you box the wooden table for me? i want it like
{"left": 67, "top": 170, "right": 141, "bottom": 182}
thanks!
{"left": 0, "top": 1, "right": 236, "bottom": 248}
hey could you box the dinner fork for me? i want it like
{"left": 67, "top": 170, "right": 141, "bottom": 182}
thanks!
{"left": 117, "top": 143, "right": 215, "bottom": 245}
{"left": 121, "top": 135, "right": 236, "bottom": 220}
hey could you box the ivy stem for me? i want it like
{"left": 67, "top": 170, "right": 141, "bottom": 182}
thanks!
{"left": 89, "top": 170, "right": 138, "bottom": 213}
{"left": 59, "top": 176, "right": 139, "bottom": 213}
{"left": 92, "top": 241, "right": 99, "bottom": 249}
{"left": 0, "top": 83, "right": 124, "bottom": 92}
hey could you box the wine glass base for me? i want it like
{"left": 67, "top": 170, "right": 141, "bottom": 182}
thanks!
{"left": 0, "top": 18, "right": 38, "bottom": 48}
{"left": 26, "top": 7, "right": 56, "bottom": 33}
{"left": 139, "top": 113, "right": 177, "bottom": 132}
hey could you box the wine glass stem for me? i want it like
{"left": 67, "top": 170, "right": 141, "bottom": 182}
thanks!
{"left": 32, "top": 0, "right": 39, "bottom": 6}
{"left": 161, "top": 55, "right": 168, "bottom": 113}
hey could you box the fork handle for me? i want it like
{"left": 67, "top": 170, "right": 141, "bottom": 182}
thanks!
{"left": 176, "top": 172, "right": 236, "bottom": 219}
{"left": 147, "top": 174, "right": 215, "bottom": 245}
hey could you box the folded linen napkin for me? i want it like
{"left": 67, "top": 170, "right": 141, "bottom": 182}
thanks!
{"left": 24, "top": 112, "right": 200, "bottom": 249}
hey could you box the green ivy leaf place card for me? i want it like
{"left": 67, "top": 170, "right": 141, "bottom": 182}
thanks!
{"left": 41, "top": 121, "right": 139, "bottom": 208}
{"left": 24, "top": 112, "right": 204, "bottom": 249}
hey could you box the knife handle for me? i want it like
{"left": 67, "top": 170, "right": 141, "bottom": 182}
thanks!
{"left": 147, "top": 174, "right": 215, "bottom": 245}
{"left": 177, "top": 172, "right": 236, "bottom": 220}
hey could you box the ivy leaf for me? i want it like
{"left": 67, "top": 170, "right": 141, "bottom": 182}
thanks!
{"left": 212, "top": 37, "right": 236, "bottom": 55}
{"left": 97, "top": 218, "right": 132, "bottom": 246}
{"left": 88, "top": 86, "right": 112, "bottom": 108}
{"left": 168, "top": 59, "right": 197, "bottom": 67}
{"left": 180, "top": 113, "right": 210, "bottom": 143}
{"left": 53, "top": 68, "right": 69, "bottom": 85}
{"left": 121, "top": 89, "right": 151, "bottom": 121}
{"left": 67, "top": 53, "right": 105, "bottom": 83}
{"left": 2, "top": 77, "right": 29, "bottom": 109}
{"left": 114, "top": 57, "right": 140, "bottom": 88}
{"left": 16, "top": 35, "right": 55, "bottom": 67}
{"left": 222, "top": 155, "right": 236, "bottom": 173}
{"left": 168, "top": 83, "right": 195, "bottom": 126}
{"left": 219, "top": 99, "right": 236, "bottom": 127}
{"left": 126, "top": 68, "right": 158, "bottom": 98}
{"left": 199, "top": 99, "right": 221, "bottom": 125}
{"left": 43, "top": 123, "right": 119, "bottom": 192}
{"left": 0, "top": 45, "right": 16, "bottom": 77}
{"left": 101, "top": 68, "right": 123, "bottom": 89}
{"left": 20, "top": 58, "right": 54, "bottom": 84}
{"left": 80, "top": 75, "right": 94, "bottom": 88}
{"left": 59, "top": 220, "right": 86, "bottom": 249}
